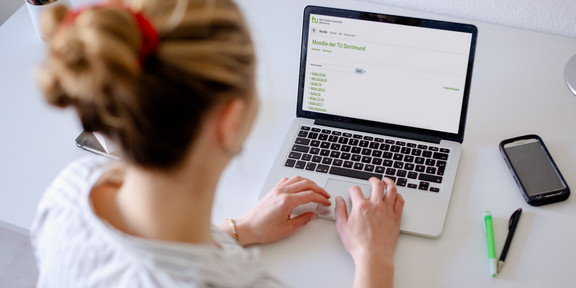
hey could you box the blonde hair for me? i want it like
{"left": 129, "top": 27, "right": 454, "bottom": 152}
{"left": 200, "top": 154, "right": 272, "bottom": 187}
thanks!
{"left": 37, "top": 0, "right": 255, "bottom": 168}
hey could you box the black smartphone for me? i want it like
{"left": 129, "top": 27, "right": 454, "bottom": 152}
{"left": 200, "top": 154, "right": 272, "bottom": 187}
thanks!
{"left": 499, "top": 134, "right": 570, "bottom": 206}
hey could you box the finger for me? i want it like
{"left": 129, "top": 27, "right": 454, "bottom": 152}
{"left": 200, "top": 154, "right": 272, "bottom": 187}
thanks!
{"left": 382, "top": 177, "right": 397, "bottom": 205}
{"left": 334, "top": 196, "right": 348, "bottom": 230}
{"left": 394, "top": 193, "right": 405, "bottom": 215}
{"left": 273, "top": 177, "right": 290, "bottom": 187}
{"left": 348, "top": 185, "right": 366, "bottom": 204}
{"left": 282, "top": 178, "right": 330, "bottom": 199}
{"left": 369, "top": 177, "right": 385, "bottom": 202}
{"left": 286, "top": 190, "right": 332, "bottom": 208}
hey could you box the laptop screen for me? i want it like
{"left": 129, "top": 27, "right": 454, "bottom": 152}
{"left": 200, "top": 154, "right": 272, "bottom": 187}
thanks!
{"left": 297, "top": 6, "right": 477, "bottom": 142}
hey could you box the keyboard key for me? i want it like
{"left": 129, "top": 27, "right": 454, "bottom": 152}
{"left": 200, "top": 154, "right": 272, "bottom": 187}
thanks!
{"left": 362, "top": 156, "right": 372, "bottom": 163}
{"left": 320, "top": 149, "right": 330, "bottom": 156}
{"left": 354, "top": 163, "right": 364, "bottom": 170}
{"left": 405, "top": 163, "right": 415, "bottom": 171}
{"left": 302, "top": 154, "right": 312, "bottom": 161}
{"left": 372, "top": 150, "right": 382, "bottom": 157}
{"left": 391, "top": 145, "right": 400, "bottom": 152}
{"left": 411, "top": 149, "right": 422, "bottom": 156}
{"left": 396, "top": 141, "right": 406, "bottom": 146}
{"left": 369, "top": 142, "right": 380, "bottom": 149}
{"left": 312, "top": 156, "right": 322, "bottom": 163}
{"left": 437, "top": 166, "right": 446, "bottom": 176}
{"left": 332, "top": 131, "right": 342, "bottom": 136}
{"left": 383, "top": 152, "right": 393, "bottom": 159}
{"left": 363, "top": 136, "right": 374, "bottom": 141}
{"left": 407, "top": 143, "right": 416, "bottom": 148}
{"left": 322, "top": 129, "right": 331, "bottom": 134}
{"left": 372, "top": 158, "right": 383, "bottom": 165}
{"left": 386, "top": 168, "right": 396, "bottom": 176}
{"left": 328, "top": 136, "right": 339, "bottom": 142}
{"left": 285, "top": 159, "right": 296, "bottom": 167}
{"left": 429, "top": 146, "right": 439, "bottom": 151}
{"left": 330, "top": 143, "right": 341, "bottom": 150}
{"left": 426, "top": 167, "right": 437, "bottom": 174}
{"left": 311, "top": 128, "right": 321, "bottom": 132}
{"left": 404, "top": 155, "right": 414, "bottom": 163}
{"left": 394, "top": 162, "right": 404, "bottom": 169}
{"left": 349, "top": 139, "right": 359, "bottom": 146}
{"left": 383, "top": 160, "right": 393, "bottom": 167}
{"left": 433, "top": 152, "right": 449, "bottom": 161}
{"left": 310, "top": 148, "right": 320, "bottom": 155}
{"left": 430, "top": 187, "right": 440, "bottom": 193}
{"left": 343, "top": 161, "right": 354, "bottom": 168}
{"left": 329, "top": 167, "right": 382, "bottom": 181}
{"left": 362, "top": 148, "right": 372, "bottom": 155}
{"left": 292, "top": 145, "right": 309, "bottom": 153}
{"left": 341, "top": 153, "right": 351, "bottom": 160}
{"left": 333, "top": 159, "right": 343, "bottom": 166}
{"left": 408, "top": 172, "right": 418, "bottom": 179}
{"left": 426, "top": 159, "right": 436, "bottom": 166}
{"left": 343, "top": 133, "right": 353, "bottom": 137}
{"left": 353, "top": 134, "right": 363, "bottom": 139}
{"left": 393, "top": 154, "right": 403, "bottom": 161}
{"left": 375, "top": 138, "right": 384, "bottom": 143}
{"left": 330, "top": 151, "right": 341, "bottom": 158}
{"left": 415, "top": 157, "right": 425, "bottom": 164}
{"left": 352, "top": 147, "right": 361, "bottom": 154}
{"left": 385, "top": 139, "right": 395, "bottom": 144}
{"left": 322, "top": 157, "right": 333, "bottom": 165}
{"left": 316, "top": 165, "right": 329, "bottom": 173}
{"left": 418, "top": 144, "right": 428, "bottom": 149}
{"left": 359, "top": 140, "right": 369, "bottom": 147}
{"left": 415, "top": 165, "right": 425, "bottom": 172}
{"left": 338, "top": 137, "right": 349, "bottom": 144}
{"left": 440, "top": 148, "right": 450, "bottom": 153}
{"left": 295, "top": 161, "right": 306, "bottom": 169}
{"left": 305, "top": 162, "right": 316, "bottom": 171}
{"left": 397, "top": 170, "right": 407, "bottom": 177}
{"left": 419, "top": 182, "right": 430, "bottom": 191}
{"left": 341, "top": 145, "right": 351, "bottom": 152}
{"left": 301, "top": 126, "right": 311, "bottom": 131}
{"left": 423, "top": 151, "right": 433, "bottom": 158}
{"left": 364, "top": 164, "right": 375, "bottom": 172}
{"left": 319, "top": 134, "right": 328, "bottom": 141}
{"left": 310, "top": 140, "right": 320, "bottom": 147}
{"left": 396, "top": 178, "right": 407, "bottom": 187}
{"left": 408, "top": 183, "right": 418, "bottom": 189}
{"left": 351, "top": 154, "right": 361, "bottom": 162}
{"left": 321, "top": 142, "right": 330, "bottom": 149}
{"left": 376, "top": 166, "right": 385, "bottom": 173}
{"left": 307, "top": 132, "right": 318, "bottom": 139}
{"left": 295, "top": 137, "right": 310, "bottom": 145}
{"left": 288, "top": 152, "right": 302, "bottom": 159}
{"left": 298, "top": 130, "right": 308, "bottom": 137}
{"left": 401, "top": 147, "right": 411, "bottom": 154}
{"left": 380, "top": 144, "right": 390, "bottom": 151}
{"left": 419, "top": 173, "right": 443, "bottom": 183}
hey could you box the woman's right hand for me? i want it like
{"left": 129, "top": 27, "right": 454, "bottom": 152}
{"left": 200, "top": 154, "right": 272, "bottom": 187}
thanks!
{"left": 334, "top": 177, "right": 404, "bottom": 288}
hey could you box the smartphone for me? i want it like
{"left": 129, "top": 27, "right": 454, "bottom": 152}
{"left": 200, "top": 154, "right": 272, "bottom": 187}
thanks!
{"left": 499, "top": 134, "right": 570, "bottom": 206}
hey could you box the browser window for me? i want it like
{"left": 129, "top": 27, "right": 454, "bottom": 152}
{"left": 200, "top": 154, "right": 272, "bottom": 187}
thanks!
{"left": 302, "top": 14, "right": 473, "bottom": 134}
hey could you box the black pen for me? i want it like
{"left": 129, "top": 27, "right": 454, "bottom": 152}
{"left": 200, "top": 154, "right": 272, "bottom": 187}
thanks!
{"left": 497, "top": 208, "right": 522, "bottom": 273}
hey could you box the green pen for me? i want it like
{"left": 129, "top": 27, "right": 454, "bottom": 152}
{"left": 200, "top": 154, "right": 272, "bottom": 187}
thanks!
{"left": 483, "top": 211, "right": 497, "bottom": 277}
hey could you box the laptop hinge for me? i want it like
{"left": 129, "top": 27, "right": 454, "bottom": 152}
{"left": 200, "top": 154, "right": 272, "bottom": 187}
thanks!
{"left": 314, "top": 119, "right": 442, "bottom": 144}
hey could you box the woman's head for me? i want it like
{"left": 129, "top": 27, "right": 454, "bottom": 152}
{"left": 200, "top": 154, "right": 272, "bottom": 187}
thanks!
{"left": 38, "top": 0, "right": 255, "bottom": 169}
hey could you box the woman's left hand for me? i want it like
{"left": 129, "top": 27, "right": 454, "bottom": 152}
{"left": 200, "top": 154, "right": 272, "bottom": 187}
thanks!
{"left": 223, "top": 176, "right": 331, "bottom": 246}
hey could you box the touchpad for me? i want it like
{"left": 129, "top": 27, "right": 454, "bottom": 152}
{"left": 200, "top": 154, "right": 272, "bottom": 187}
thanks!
{"left": 317, "top": 178, "right": 372, "bottom": 219}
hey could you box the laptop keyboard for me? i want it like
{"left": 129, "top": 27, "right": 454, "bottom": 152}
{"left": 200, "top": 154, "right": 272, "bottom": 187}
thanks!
{"left": 284, "top": 126, "right": 450, "bottom": 192}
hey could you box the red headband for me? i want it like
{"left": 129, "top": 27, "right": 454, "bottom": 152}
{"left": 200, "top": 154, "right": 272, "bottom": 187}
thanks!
{"left": 61, "top": 5, "right": 159, "bottom": 66}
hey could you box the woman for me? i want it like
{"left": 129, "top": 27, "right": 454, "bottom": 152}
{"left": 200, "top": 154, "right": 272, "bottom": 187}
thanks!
{"left": 31, "top": 0, "right": 404, "bottom": 287}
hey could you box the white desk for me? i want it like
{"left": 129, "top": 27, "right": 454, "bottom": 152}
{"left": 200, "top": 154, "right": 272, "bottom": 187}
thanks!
{"left": 2, "top": 0, "right": 576, "bottom": 287}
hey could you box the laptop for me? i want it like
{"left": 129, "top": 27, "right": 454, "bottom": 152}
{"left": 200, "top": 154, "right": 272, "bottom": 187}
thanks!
{"left": 260, "top": 6, "right": 477, "bottom": 238}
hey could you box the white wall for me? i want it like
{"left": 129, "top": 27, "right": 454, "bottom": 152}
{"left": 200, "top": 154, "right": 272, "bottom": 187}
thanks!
{"left": 364, "top": 0, "right": 576, "bottom": 38}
